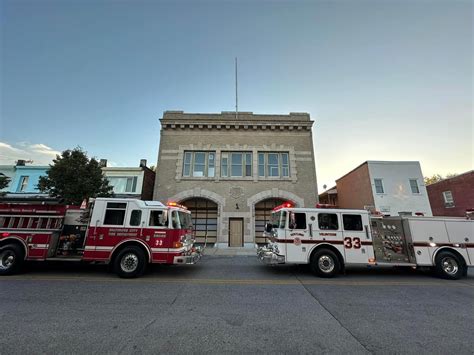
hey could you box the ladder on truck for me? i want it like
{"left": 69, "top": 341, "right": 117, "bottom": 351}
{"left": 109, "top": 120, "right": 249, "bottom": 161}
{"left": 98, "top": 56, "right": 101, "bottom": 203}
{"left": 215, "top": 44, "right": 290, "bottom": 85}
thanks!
{"left": 0, "top": 214, "right": 64, "bottom": 231}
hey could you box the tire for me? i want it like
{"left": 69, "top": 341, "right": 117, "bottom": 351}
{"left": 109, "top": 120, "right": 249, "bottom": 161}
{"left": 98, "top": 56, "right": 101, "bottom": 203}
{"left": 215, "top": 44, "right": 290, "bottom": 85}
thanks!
{"left": 0, "top": 244, "right": 25, "bottom": 276}
{"left": 113, "top": 246, "right": 147, "bottom": 278}
{"left": 434, "top": 251, "right": 465, "bottom": 280}
{"left": 310, "top": 248, "right": 341, "bottom": 278}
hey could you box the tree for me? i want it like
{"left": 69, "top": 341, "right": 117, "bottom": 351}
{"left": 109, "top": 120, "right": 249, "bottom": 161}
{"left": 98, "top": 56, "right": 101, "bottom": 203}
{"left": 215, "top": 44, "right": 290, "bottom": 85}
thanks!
{"left": 0, "top": 174, "right": 11, "bottom": 195}
{"left": 38, "top": 147, "right": 113, "bottom": 205}
{"left": 424, "top": 173, "right": 458, "bottom": 186}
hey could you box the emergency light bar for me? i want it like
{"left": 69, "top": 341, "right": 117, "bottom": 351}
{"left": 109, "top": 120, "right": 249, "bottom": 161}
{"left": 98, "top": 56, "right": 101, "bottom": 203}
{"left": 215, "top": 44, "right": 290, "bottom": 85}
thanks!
{"left": 315, "top": 203, "right": 336, "bottom": 209}
{"left": 273, "top": 202, "right": 294, "bottom": 212}
{"left": 167, "top": 202, "right": 187, "bottom": 210}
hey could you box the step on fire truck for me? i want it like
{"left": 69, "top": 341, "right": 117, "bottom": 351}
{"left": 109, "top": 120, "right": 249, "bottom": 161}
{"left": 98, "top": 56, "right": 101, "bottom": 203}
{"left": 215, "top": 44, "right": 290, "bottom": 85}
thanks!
{"left": 0, "top": 198, "right": 201, "bottom": 278}
{"left": 257, "top": 203, "right": 474, "bottom": 279}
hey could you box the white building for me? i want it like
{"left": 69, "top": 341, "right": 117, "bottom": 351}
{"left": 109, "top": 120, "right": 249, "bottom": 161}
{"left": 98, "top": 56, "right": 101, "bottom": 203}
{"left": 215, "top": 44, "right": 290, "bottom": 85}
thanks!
{"left": 328, "top": 161, "right": 432, "bottom": 216}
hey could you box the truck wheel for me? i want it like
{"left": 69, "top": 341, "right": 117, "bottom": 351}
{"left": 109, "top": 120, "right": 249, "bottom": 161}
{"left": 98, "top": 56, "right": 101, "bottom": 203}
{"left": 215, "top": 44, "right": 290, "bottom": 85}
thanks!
{"left": 310, "top": 249, "right": 341, "bottom": 278}
{"left": 0, "top": 244, "right": 25, "bottom": 276}
{"left": 113, "top": 246, "right": 147, "bottom": 278}
{"left": 434, "top": 251, "right": 465, "bottom": 280}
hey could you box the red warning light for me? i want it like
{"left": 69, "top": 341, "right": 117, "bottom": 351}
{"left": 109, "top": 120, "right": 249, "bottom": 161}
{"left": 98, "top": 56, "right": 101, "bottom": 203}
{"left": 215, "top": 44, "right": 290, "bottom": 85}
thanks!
{"left": 167, "top": 202, "right": 187, "bottom": 210}
{"left": 273, "top": 202, "right": 294, "bottom": 212}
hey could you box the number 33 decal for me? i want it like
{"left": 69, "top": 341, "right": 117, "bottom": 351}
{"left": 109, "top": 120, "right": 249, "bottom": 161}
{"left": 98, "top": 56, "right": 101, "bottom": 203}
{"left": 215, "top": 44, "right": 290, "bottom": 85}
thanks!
{"left": 344, "top": 237, "right": 361, "bottom": 249}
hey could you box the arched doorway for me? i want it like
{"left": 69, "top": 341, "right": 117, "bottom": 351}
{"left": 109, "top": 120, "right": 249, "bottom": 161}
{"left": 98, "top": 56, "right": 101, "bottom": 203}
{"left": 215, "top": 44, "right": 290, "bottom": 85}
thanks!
{"left": 181, "top": 198, "right": 218, "bottom": 244}
{"left": 254, "top": 198, "right": 286, "bottom": 244}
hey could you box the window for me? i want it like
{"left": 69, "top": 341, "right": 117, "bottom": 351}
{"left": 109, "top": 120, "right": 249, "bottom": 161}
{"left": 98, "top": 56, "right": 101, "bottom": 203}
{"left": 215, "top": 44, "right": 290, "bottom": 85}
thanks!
{"left": 231, "top": 153, "right": 242, "bottom": 176}
{"left": 289, "top": 212, "right": 306, "bottom": 229}
{"left": 342, "top": 214, "right": 363, "bottom": 231}
{"left": 442, "top": 191, "right": 455, "bottom": 208}
{"left": 374, "top": 179, "right": 384, "bottom": 194}
{"left": 149, "top": 210, "right": 168, "bottom": 227}
{"left": 409, "top": 179, "right": 420, "bottom": 194}
{"left": 258, "top": 153, "right": 265, "bottom": 177}
{"left": 107, "top": 176, "right": 138, "bottom": 193}
{"left": 221, "top": 152, "right": 252, "bottom": 177}
{"left": 178, "top": 211, "right": 193, "bottom": 229}
{"left": 183, "top": 152, "right": 192, "bottom": 176}
{"left": 182, "top": 151, "right": 215, "bottom": 178}
{"left": 103, "top": 202, "right": 127, "bottom": 225}
{"left": 129, "top": 210, "right": 142, "bottom": 226}
{"left": 281, "top": 153, "right": 289, "bottom": 177}
{"left": 171, "top": 211, "right": 180, "bottom": 229}
{"left": 318, "top": 213, "right": 339, "bottom": 230}
{"left": 18, "top": 176, "right": 29, "bottom": 192}
{"left": 257, "top": 152, "right": 290, "bottom": 178}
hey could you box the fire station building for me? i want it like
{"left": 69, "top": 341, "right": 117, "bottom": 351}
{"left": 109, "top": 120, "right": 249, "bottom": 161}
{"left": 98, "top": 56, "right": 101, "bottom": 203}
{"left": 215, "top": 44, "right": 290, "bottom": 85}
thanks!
{"left": 153, "top": 111, "right": 318, "bottom": 247}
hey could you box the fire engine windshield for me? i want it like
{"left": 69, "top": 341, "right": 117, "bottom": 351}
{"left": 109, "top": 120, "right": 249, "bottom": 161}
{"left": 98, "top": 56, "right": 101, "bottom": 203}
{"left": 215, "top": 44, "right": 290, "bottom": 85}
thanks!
{"left": 271, "top": 211, "right": 286, "bottom": 229}
{"left": 178, "top": 211, "right": 193, "bottom": 230}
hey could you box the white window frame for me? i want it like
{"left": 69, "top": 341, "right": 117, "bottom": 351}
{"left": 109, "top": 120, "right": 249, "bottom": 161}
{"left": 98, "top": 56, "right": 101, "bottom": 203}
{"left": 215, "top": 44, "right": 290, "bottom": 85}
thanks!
{"left": 182, "top": 151, "right": 216, "bottom": 178}
{"left": 107, "top": 176, "right": 138, "bottom": 193}
{"left": 374, "top": 178, "right": 384, "bottom": 194}
{"left": 409, "top": 179, "right": 420, "bottom": 194}
{"left": 257, "top": 152, "right": 290, "bottom": 178}
{"left": 221, "top": 152, "right": 252, "bottom": 178}
{"left": 442, "top": 191, "right": 455, "bottom": 207}
{"left": 18, "top": 176, "right": 29, "bottom": 192}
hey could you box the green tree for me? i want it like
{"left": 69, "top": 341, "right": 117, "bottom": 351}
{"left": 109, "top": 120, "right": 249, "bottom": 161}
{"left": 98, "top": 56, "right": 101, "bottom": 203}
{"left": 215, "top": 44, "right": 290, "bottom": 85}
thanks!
{"left": 38, "top": 147, "right": 113, "bottom": 205}
{"left": 424, "top": 173, "right": 458, "bottom": 186}
{"left": 0, "top": 174, "right": 11, "bottom": 195}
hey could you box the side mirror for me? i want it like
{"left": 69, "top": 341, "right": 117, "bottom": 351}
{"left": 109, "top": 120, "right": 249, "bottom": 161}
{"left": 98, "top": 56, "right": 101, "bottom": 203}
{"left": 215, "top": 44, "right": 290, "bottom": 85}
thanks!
{"left": 265, "top": 222, "right": 273, "bottom": 233}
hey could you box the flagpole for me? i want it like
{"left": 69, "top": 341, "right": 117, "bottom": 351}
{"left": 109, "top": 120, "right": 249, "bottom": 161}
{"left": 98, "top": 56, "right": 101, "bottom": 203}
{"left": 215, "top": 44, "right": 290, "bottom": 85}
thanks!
{"left": 235, "top": 57, "right": 238, "bottom": 120}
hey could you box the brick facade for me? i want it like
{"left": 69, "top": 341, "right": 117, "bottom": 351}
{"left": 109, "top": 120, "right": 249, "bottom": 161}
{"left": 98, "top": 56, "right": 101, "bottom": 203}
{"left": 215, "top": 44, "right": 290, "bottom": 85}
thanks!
{"left": 336, "top": 163, "right": 374, "bottom": 209}
{"left": 427, "top": 171, "right": 474, "bottom": 217}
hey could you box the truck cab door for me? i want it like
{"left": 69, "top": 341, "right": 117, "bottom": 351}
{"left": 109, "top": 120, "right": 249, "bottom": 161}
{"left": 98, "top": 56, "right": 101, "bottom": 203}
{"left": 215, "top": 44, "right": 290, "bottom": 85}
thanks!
{"left": 286, "top": 211, "right": 309, "bottom": 263}
{"left": 341, "top": 213, "right": 374, "bottom": 264}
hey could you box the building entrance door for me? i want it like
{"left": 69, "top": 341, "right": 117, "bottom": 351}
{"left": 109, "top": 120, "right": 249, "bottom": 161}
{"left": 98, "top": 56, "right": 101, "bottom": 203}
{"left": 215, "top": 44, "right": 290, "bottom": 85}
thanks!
{"left": 229, "top": 218, "right": 243, "bottom": 247}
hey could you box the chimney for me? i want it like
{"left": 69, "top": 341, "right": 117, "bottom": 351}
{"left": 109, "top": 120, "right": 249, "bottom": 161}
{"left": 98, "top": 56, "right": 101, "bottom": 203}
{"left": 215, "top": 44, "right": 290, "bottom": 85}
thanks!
{"left": 99, "top": 159, "right": 107, "bottom": 167}
{"left": 16, "top": 160, "right": 26, "bottom": 166}
{"left": 139, "top": 159, "right": 147, "bottom": 168}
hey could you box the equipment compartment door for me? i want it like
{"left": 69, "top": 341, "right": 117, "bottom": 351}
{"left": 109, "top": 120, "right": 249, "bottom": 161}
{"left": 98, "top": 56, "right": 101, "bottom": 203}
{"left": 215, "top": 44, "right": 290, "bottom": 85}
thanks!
{"left": 371, "top": 217, "right": 412, "bottom": 263}
{"left": 229, "top": 218, "right": 244, "bottom": 247}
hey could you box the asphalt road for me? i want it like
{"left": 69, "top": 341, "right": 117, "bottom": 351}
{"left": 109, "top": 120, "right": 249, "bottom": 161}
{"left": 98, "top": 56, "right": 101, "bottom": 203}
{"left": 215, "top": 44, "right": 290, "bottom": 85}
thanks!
{"left": 1, "top": 255, "right": 473, "bottom": 354}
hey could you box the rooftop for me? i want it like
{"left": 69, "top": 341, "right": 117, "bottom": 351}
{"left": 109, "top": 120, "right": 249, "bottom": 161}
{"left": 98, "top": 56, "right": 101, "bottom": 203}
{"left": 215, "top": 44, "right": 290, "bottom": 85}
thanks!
{"left": 160, "top": 111, "right": 314, "bottom": 131}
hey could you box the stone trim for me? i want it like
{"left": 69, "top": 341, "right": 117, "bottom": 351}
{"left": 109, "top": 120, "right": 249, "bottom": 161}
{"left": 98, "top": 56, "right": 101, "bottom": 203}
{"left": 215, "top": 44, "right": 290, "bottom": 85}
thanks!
{"left": 246, "top": 189, "right": 305, "bottom": 243}
{"left": 161, "top": 122, "right": 313, "bottom": 131}
{"left": 169, "top": 187, "right": 226, "bottom": 207}
{"left": 168, "top": 188, "right": 226, "bottom": 243}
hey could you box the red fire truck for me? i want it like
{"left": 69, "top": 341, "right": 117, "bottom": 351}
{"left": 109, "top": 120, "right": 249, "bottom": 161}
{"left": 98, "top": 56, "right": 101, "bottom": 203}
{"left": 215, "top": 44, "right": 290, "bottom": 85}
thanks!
{"left": 0, "top": 198, "right": 201, "bottom": 278}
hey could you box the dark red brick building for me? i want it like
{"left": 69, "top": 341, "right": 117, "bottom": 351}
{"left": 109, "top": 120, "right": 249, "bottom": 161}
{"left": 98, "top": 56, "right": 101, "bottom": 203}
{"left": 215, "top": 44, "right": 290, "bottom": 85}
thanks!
{"left": 426, "top": 170, "right": 474, "bottom": 217}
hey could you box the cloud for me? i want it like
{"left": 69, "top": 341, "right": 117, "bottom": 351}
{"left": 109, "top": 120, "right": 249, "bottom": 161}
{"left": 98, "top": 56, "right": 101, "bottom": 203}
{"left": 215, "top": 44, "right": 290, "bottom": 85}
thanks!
{"left": 0, "top": 141, "right": 61, "bottom": 165}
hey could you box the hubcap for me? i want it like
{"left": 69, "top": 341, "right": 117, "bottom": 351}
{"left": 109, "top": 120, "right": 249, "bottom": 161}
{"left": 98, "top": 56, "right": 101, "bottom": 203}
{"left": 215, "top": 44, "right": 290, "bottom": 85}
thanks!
{"left": 120, "top": 253, "right": 139, "bottom": 273}
{"left": 318, "top": 255, "right": 335, "bottom": 273}
{"left": 441, "top": 256, "right": 458, "bottom": 275}
{"left": 0, "top": 251, "right": 15, "bottom": 270}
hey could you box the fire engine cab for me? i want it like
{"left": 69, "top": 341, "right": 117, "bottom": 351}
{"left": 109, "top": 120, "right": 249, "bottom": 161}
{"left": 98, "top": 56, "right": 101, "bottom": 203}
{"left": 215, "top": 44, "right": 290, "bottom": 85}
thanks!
{"left": 257, "top": 203, "right": 473, "bottom": 279}
{"left": 0, "top": 198, "right": 201, "bottom": 278}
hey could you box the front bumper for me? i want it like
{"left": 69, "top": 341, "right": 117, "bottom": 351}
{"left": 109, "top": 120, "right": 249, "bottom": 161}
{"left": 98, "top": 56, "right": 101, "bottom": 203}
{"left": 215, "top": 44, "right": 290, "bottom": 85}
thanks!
{"left": 257, "top": 245, "right": 285, "bottom": 265}
{"left": 173, "top": 246, "right": 202, "bottom": 265}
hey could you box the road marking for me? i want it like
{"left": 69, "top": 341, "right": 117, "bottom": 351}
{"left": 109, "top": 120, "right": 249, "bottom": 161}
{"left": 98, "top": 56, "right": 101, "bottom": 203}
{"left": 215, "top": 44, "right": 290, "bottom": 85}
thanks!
{"left": 1, "top": 276, "right": 473, "bottom": 287}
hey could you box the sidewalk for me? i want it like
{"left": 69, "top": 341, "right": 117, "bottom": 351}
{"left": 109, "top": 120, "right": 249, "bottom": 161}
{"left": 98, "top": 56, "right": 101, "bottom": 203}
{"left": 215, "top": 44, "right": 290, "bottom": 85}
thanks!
{"left": 202, "top": 244, "right": 258, "bottom": 256}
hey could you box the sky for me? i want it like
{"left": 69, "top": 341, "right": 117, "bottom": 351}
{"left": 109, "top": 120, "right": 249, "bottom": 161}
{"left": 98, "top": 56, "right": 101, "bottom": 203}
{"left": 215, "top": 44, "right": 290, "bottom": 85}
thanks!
{"left": 1, "top": 0, "right": 472, "bottom": 192}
